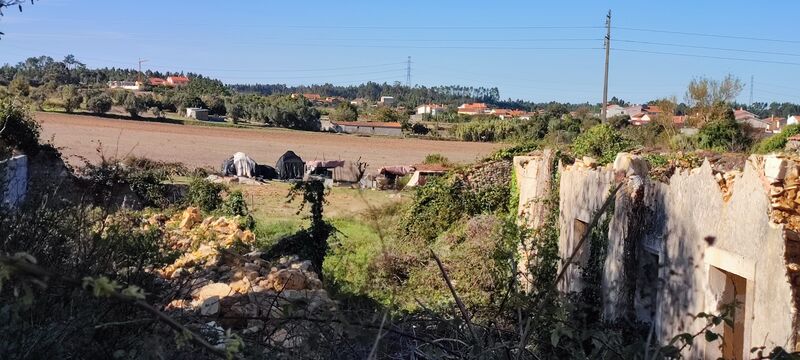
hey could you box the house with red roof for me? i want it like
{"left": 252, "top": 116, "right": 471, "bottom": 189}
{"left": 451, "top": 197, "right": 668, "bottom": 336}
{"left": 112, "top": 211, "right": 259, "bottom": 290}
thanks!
{"left": 166, "top": 76, "right": 190, "bottom": 87}
{"left": 149, "top": 77, "right": 166, "bottom": 86}
{"left": 457, "top": 102, "right": 488, "bottom": 115}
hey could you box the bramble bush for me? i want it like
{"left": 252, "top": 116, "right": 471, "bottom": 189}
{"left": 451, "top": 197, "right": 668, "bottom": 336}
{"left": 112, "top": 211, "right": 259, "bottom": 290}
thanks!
{"left": 695, "top": 118, "right": 752, "bottom": 152}
{"left": 0, "top": 98, "right": 41, "bottom": 156}
{"left": 185, "top": 177, "right": 226, "bottom": 212}
{"left": 572, "top": 123, "right": 632, "bottom": 164}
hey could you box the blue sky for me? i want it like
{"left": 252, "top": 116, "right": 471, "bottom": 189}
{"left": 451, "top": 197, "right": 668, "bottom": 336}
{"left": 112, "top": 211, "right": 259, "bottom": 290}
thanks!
{"left": 1, "top": 0, "right": 798, "bottom": 104}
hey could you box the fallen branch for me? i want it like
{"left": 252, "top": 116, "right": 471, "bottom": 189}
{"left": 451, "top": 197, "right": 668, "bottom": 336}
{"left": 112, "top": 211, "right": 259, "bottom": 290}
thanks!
{"left": 430, "top": 249, "right": 478, "bottom": 344}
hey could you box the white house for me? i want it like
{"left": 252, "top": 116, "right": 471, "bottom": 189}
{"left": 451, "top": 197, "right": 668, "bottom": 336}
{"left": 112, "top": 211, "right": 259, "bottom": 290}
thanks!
{"left": 186, "top": 107, "right": 209, "bottom": 121}
{"left": 605, "top": 104, "right": 627, "bottom": 118}
{"left": 379, "top": 96, "right": 395, "bottom": 106}
{"left": 107, "top": 81, "right": 143, "bottom": 91}
{"left": 788, "top": 115, "right": 800, "bottom": 126}
{"left": 416, "top": 104, "right": 447, "bottom": 116}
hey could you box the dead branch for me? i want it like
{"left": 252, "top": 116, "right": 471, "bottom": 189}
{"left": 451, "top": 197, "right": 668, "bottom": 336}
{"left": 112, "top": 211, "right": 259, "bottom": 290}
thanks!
{"left": 430, "top": 249, "right": 478, "bottom": 344}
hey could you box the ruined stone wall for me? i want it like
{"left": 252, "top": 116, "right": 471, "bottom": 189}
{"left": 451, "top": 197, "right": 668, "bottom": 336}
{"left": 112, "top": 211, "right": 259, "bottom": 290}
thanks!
{"left": 515, "top": 152, "right": 797, "bottom": 358}
{"left": 513, "top": 150, "right": 555, "bottom": 292}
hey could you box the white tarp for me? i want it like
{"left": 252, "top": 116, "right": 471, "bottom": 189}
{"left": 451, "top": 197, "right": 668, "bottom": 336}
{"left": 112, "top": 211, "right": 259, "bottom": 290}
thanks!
{"left": 232, "top": 152, "right": 255, "bottom": 178}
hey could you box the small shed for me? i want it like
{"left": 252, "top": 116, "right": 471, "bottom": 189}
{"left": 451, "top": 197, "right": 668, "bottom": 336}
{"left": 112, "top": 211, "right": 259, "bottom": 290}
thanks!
{"left": 186, "top": 107, "right": 209, "bottom": 121}
{"left": 276, "top": 151, "right": 305, "bottom": 180}
{"left": 405, "top": 164, "right": 448, "bottom": 188}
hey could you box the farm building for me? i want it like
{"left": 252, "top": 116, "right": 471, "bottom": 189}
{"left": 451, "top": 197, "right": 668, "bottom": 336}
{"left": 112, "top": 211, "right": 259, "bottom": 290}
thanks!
{"left": 186, "top": 108, "right": 209, "bottom": 120}
{"left": 107, "top": 81, "right": 143, "bottom": 91}
{"left": 332, "top": 121, "right": 402, "bottom": 137}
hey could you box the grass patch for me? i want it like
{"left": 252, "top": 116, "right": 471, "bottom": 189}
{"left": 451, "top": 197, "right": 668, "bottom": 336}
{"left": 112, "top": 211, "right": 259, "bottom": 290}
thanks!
{"left": 253, "top": 219, "right": 304, "bottom": 249}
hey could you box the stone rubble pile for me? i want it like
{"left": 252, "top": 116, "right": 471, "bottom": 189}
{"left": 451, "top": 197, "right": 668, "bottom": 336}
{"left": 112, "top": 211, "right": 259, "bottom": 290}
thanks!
{"left": 146, "top": 207, "right": 334, "bottom": 336}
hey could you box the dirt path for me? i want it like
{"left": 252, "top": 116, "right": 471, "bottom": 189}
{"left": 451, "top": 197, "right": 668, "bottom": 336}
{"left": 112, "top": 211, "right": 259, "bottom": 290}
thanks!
{"left": 37, "top": 112, "right": 501, "bottom": 170}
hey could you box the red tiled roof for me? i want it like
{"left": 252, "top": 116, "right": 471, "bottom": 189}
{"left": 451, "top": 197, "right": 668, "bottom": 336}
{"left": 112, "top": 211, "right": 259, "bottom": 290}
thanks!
{"left": 333, "top": 121, "right": 402, "bottom": 129}
{"left": 149, "top": 77, "right": 165, "bottom": 85}
{"left": 644, "top": 105, "right": 662, "bottom": 114}
{"left": 458, "top": 102, "right": 487, "bottom": 109}
{"left": 166, "top": 76, "right": 189, "bottom": 84}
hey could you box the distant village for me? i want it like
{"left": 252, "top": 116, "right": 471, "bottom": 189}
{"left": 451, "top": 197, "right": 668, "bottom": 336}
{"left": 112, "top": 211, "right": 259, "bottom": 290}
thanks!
{"left": 104, "top": 78, "right": 799, "bottom": 138}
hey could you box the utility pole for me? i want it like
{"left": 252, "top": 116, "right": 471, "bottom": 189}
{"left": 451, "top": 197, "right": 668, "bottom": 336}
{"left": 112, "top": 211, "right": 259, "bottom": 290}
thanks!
{"left": 601, "top": 10, "right": 611, "bottom": 122}
{"left": 137, "top": 58, "right": 149, "bottom": 84}
{"left": 749, "top": 75, "right": 754, "bottom": 105}
{"left": 406, "top": 56, "right": 412, "bottom": 87}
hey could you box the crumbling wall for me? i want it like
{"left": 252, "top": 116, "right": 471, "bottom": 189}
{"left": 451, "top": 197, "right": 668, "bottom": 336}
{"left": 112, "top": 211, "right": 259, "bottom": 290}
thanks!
{"left": 513, "top": 150, "right": 555, "bottom": 291}
{"left": 1, "top": 155, "right": 27, "bottom": 210}
{"left": 556, "top": 158, "right": 614, "bottom": 294}
{"left": 516, "top": 152, "right": 797, "bottom": 358}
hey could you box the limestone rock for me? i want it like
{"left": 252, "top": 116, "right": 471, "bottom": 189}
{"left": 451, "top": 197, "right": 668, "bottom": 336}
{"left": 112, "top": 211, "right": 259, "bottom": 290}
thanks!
{"left": 200, "top": 296, "right": 221, "bottom": 315}
{"left": 272, "top": 269, "right": 306, "bottom": 290}
{"left": 195, "top": 283, "right": 232, "bottom": 300}
{"left": 179, "top": 207, "right": 202, "bottom": 230}
{"left": 764, "top": 156, "right": 787, "bottom": 183}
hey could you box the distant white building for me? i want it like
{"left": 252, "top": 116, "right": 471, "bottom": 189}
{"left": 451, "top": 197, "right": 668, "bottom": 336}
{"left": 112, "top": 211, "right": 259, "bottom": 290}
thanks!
{"left": 416, "top": 104, "right": 447, "bottom": 116}
{"left": 107, "top": 80, "right": 143, "bottom": 91}
{"left": 788, "top": 115, "right": 800, "bottom": 126}
{"left": 379, "top": 96, "right": 395, "bottom": 106}
{"left": 605, "top": 104, "right": 627, "bottom": 118}
{"left": 186, "top": 107, "right": 209, "bottom": 121}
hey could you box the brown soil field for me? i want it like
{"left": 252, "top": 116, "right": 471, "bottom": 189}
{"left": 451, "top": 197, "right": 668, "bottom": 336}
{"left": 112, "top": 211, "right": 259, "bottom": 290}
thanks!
{"left": 36, "top": 112, "right": 501, "bottom": 170}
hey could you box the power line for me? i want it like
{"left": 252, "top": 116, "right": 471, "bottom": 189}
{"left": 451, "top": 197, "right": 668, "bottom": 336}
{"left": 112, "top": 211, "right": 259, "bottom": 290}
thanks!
{"left": 282, "top": 25, "right": 604, "bottom": 30}
{"left": 205, "top": 68, "right": 406, "bottom": 80}
{"left": 145, "top": 62, "right": 408, "bottom": 73}
{"left": 614, "top": 26, "right": 800, "bottom": 44}
{"left": 612, "top": 48, "right": 800, "bottom": 66}
{"left": 615, "top": 39, "right": 800, "bottom": 57}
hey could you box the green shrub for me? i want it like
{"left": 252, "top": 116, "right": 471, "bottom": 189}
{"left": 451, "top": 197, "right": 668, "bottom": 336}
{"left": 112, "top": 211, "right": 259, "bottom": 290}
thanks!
{"left": 123, "top": 92, "right": 144, "bottom": 118}
{"left": 669, "top": 134, "right": 696, "bottom": 152}
{"left": 60, "top": 85, "right": 82, "bottom": 113}
{"left": 222, "top": 190, "right": 254, "bottom": 229}
{"left": 80, "top": 156, "right": 171, "bottom": 207}
{"left": 423, "top": 153, "right": 449, "bottom": 164}
{"left": 451, "top": 118, "right": 532, "bottom": 142}
{"left": 0, "top": 99, "right": 40, "bottom": 156}
{"left": 695, "top": 118, "right": 751, "bottom": 152}
{"left": 86, "top": 93, "right": 112, "bottom": 114}
{"left": 185, "top": 178, "right": 226, "bottom": 212}
{"left": 572, "top": 123, "right": 632, "bottom": 164}
{"left": 755, "top": 124, "right": 800, "bottom": 153}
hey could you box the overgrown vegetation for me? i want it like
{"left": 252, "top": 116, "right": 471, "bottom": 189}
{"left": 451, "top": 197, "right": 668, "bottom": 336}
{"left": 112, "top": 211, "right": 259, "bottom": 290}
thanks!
{"left": 755, "top": 124, "right": 800, "bottom": 153}
{"left": 572, "top": 123, "right": 632, "bottom": 164}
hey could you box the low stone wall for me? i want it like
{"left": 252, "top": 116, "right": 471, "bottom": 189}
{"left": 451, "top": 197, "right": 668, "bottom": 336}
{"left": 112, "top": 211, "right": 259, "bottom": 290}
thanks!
{"left": 515, "top": 151, "right": 798, "bottom": 358}
{"left": 1, "top": 155, "right": 27, "bottom": 210}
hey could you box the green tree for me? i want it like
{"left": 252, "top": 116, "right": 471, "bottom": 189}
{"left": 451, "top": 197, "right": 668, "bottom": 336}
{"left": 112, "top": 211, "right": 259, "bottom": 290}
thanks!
{"left": 60, "top": 85, "right": 82, "bottom": 113}
{"left": 225, "top": 98, "right": 245, "bottom": 123}
{"left": 373, "top": 106, "right": 404, "bottom": 123}
{"left": 685, "top": 74, "right": 742, "bottom": 126}
{"left": 330, "top": 101, "right": 358, "bottom": 122}
{"left": 8, "top": 73, "right": 29, "bottom": 96}
{"left": 122, "top": 92, "right": 144, "bottom": 118}
{"left": 86, "top": 93, "right": 113, "bottom": 114}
